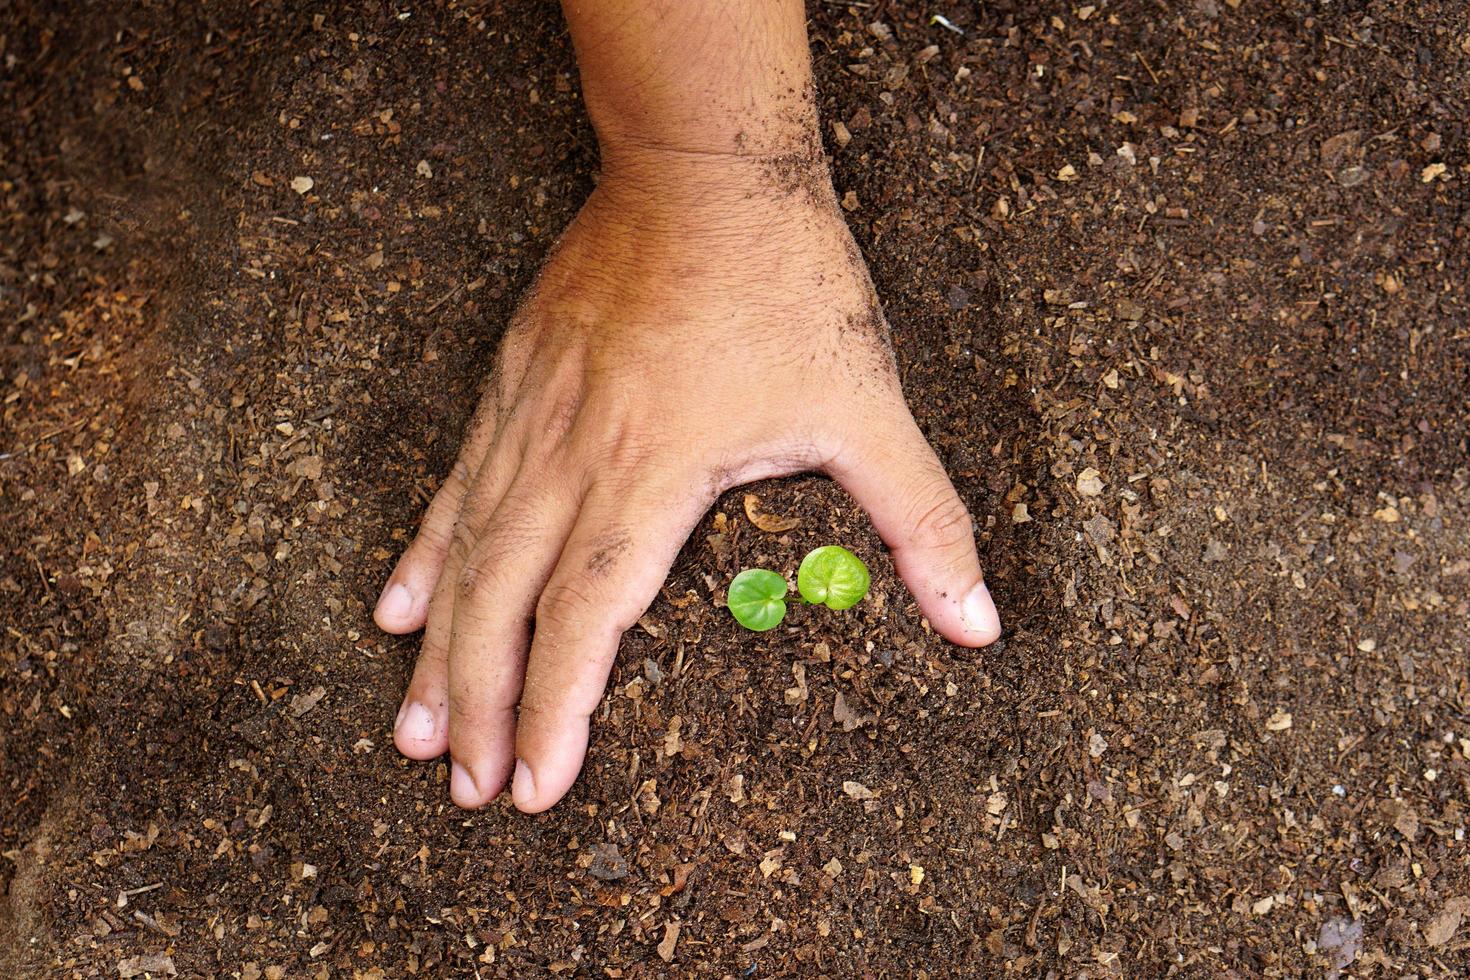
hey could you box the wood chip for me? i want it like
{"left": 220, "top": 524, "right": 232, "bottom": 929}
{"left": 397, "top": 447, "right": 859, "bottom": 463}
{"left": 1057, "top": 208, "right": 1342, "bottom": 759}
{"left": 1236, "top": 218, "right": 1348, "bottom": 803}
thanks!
{"left": 586, "top": 842, "right": 628, "bottom": 881}
{"left": 657, "top": 920, "right": 681, "bottom": 962}
{"left": 117, "top": 953, "right": 177, "bottom": 978}
{"left": 832, "top": 691, "right": 868, "bottom": 732}
{"left": 783, "top": 663, "right": 808, "bottom": 706}
{"left": 1424, "top": 897, "right": 1470, "bottom": 947}
{"left": 290, "top": 685, "right": 326, "bottom": 717}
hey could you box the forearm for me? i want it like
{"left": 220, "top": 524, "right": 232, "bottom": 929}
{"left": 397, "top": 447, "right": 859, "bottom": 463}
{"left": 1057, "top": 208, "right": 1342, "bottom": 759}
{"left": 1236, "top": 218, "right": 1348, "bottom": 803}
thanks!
{"left": 561, "top": 0, "right": 820, "bottom": 168}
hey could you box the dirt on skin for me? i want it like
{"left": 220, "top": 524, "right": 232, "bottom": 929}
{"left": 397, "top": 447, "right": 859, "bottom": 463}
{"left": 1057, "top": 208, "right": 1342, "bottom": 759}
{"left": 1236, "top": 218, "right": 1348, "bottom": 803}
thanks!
{"left": 3, "top": 1, "right": 1468, "bottom": 976}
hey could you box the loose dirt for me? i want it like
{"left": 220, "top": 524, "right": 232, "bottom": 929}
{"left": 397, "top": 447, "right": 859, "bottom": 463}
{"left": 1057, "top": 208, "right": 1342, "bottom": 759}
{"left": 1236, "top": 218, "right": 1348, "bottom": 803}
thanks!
{"left": 3, "top": 1, "right": 1468, "bottom": 976}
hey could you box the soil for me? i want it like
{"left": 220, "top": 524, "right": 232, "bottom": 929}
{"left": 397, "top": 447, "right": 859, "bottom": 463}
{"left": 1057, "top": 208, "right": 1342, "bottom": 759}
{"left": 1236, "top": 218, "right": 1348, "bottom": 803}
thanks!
{"left": 3, "top": 1, "right": 1468, "bottom": 976}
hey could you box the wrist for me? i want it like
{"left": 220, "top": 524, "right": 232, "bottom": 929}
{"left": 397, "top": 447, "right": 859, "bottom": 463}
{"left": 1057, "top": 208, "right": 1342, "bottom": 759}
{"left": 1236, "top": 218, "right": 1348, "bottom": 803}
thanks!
{"left": 589, "top": 94, "right": 823, "bottom": 162}
{"left": 594, "top": 135, "right": 834, "bottom": 212}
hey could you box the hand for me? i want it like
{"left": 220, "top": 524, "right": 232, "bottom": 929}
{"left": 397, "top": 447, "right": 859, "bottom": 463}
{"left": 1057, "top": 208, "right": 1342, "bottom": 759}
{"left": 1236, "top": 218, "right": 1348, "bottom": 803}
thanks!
{"left": 372, "top": 150, "right": 1002, "bottom": 813}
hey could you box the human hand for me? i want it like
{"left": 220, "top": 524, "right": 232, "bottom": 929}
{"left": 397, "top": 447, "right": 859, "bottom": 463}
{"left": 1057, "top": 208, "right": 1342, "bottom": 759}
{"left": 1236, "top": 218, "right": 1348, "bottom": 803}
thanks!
{"left": 373, "top": 151, "right": 1001, "bottom": 812}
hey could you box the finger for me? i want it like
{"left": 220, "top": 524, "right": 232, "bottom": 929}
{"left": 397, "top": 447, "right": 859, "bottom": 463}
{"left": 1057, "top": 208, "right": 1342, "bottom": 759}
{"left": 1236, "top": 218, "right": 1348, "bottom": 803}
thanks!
{"left": 393, "top": 416, "right": 523, "bottom": 761}
{"left": 827, "top": 410, "right": 1001, "bottom": 647}
{"left": 446, "top": 477, "right": 581, "bottom": 808}
{"left": 375, "top": 390, "right": 501, "bottom": 634}
{"left": 512, "top": 468, "right": 709, "bottom": 813}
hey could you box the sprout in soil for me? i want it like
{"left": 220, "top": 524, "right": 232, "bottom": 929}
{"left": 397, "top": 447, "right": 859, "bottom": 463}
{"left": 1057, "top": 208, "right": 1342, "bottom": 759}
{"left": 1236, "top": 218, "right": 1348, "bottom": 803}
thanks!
{"left": 727, "top": 568, "right": 790, "bottom": 631}
{"left": 797, "top": 545, "right": 871, "bottom": 610}
{"left": 727, "top": 546, "right": 871, "bottom": 631}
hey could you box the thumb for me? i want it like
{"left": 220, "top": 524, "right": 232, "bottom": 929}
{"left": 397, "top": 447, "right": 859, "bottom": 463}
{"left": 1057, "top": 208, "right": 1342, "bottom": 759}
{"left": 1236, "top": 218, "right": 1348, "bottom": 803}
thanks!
{"left": 827, "top": 412, "right": 1001, "bottom": 647}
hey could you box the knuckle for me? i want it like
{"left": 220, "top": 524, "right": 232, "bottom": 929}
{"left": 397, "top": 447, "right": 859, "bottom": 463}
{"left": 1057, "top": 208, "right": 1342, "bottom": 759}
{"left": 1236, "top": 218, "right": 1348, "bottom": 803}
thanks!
{"left": 535, "top": 579, "right": 598, "bottom": 628}
{"left": 445, "top": 458, "right": 473, "bottom": 496}
{"left": 908, "top": 489, "right": 974, "bottom": 551}
{"left": 455, "top": 561, "right": 484, "bottom": 603}
{"left": 543, "top": 387, "right": 584, "bottom": 443}
{"left": 583, "top": 527, "right": 632, "bottom": 579}
{"left": 454, "top": 547, "right": 505, "bottom": 605}
{"left": 481, "top": 506, "right": 544, "bottom": 566}
{"left": 574, "top": 425, "right": 659, "bottom": 488}
{"left": 448, "top": 675, "right": 514, "bottom": 721}
{"left": 447, "top": 519, "right": 477, "bottom": 567}
{"left": 515, "top": 674, "right": 564, "bottom": 718}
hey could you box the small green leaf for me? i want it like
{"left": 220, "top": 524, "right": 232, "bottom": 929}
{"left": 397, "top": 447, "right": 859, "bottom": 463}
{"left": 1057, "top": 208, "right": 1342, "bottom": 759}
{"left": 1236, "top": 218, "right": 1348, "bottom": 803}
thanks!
{"left": 728, "top": 568, "right": 789, "bottom": 631}
{"left": 797, "top": 546, "right": 870, "bottom": 610}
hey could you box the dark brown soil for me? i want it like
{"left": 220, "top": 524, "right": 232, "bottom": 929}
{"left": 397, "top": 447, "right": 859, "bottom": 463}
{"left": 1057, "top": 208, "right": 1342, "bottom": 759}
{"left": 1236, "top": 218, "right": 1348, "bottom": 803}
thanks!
{"left": 4, "top": 1, "right": 1468, "bottom": 976}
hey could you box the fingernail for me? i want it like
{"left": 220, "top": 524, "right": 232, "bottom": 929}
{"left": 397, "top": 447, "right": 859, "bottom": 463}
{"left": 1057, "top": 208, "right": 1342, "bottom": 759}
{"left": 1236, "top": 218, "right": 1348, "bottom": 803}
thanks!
{"left": 450, "top": 760, "right": 478, "bottom": 804}
{"left": 395, "top": 701, "right": 436, "bottom": 742}
{"left": 511, "top": 759, "right": 536, "bottom": 809}
{"left": 376, "top": 582, "right": 414, "bottom": 623}
{"left": 962, "top": 581, "right": 1002, "bottom": 642}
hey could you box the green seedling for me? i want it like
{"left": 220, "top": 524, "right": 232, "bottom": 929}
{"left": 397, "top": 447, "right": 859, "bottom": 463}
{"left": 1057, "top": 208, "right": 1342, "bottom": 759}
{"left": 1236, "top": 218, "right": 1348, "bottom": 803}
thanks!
{"left": 727, "top": 546, "right": 871, "bottom": 631}
{"left": 727, "top": 568, "right": 790, "bottom": 631}
{"left": 796, "top": 545, "right": 871, "bottom": 610}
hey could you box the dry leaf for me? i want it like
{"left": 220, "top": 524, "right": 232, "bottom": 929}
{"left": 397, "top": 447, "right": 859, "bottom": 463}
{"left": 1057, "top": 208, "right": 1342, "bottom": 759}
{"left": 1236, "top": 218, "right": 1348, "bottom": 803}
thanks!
{"left": 743, "top": 494, "right": 801, "bottom": 533}
{"left": 289, "top": 175, "right": 314, "bottom": 194}
{"left": 1265, "top": 711, "right": 1293, "bottom": 732}
{"left": 842, "top": 781, "right": 877, "bottom": 800}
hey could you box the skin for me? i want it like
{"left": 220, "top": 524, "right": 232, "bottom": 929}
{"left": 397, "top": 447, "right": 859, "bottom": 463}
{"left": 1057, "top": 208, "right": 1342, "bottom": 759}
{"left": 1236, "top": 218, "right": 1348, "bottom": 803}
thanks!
{"left": 373, "top": 0, "right": 1003, "bottom": 814}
